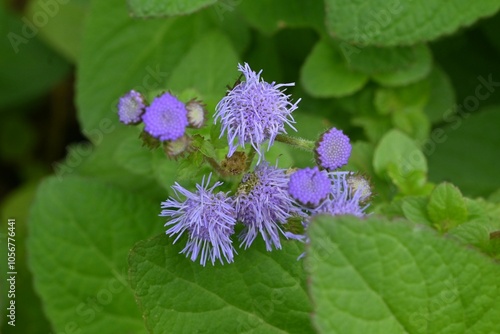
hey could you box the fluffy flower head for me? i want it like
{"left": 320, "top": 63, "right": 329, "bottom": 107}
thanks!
{"left": 285, "top": 171, "right": 369, "bottom": 259}
{"left": 235, "top": 162, "right": 301, "bottom": 251}
{"left": 315, "top": 128, "right": 352, "bottom": 170}
{"left": 143, "top": 92, "right": 188, "bottom": 141}
{"left": 117, "top": 90, "right": 145, "bottom": 124}
{"left": 214, "top": 63, "right": 300, "bottom": 160}
{"left": 315, "top": 172, "right": 368, "bottom": 217}
{"left": 161, "top": 175, "right": 236, "bottom": 266}
{"left": 288, "top": 167, "right": 330, "bottom": 207}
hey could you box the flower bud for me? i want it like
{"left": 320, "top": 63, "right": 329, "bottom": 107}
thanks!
{"left": 186, "top": 99, "right": 207, "bottom": 129}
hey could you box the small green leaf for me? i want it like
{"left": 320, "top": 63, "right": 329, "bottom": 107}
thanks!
{"left": 427, "top": 183, "right": 468, "bottom": 230}
{"left": 423, "top": 66, "right": 456, "bottom": 124}
{"left": 401, "top": 196, "right": 432, "bottom": 225}
{"left": 128, "top": 235, "right": 314, "bottom": 333}
{"left": 352, "top": 115, "right": 393, "bottom": 144}
{"left": 127, "top": 0, "right": 217, "bottom": 17}
{"left": 301, "top": 39, "right": 369, "bottom": 98}
{"left": 28, "top": 176, "right": 162, "bottom": 333}
{"left": 307, "top": 215, "right": 500, "bottom": 334}
{"left": 373, "top": 130, "right": 428, "bottom": 194}
{"left": 374, "top": 80, "right": 430, "bottom": 116}
{"left": 324, "top": 0, "right": 500, "bottom": 46}
{"left": 391, "top": 109, "right": 430, "bottom": 145}
{"left": 372, "top": 44, "right": 432, "bottom": 86}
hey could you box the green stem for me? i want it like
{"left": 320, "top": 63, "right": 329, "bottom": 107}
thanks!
{"left": 205, "top": 156, "right": 226, "bottom": 176}
{"left": 245, "top": 147, "right": 257, "bottom": 170}
{"left": 275, "top": 134, "right": 315, "bottom": 151}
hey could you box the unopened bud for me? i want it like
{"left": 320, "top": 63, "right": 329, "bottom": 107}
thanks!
{"left": 164, "top": 135, "right": 192, "bottom": 159}
{"left": 186, "top": 99, "right": 207, "bottom": 128}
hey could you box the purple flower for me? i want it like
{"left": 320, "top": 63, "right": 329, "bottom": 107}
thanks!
{"left": 117, "top": 90, "right": 145, "bottom": 124}
{"left": 315, "top": 128, "right": 352, "bottom": 170}
{"left": 315, "top": 172, "right": 368, "bottom": 217}
{"left": 214, "top": 63, "right": 300, "bottom": 160}
{"left": 285, "top": 171, "right": 370, "bottom": 258}
{"left": 288, "top": 167, "right": 331, "bottom": 207}
{"left": 235, "top": 162, "right": 301, "bottom": 251}
{"left": 143, "top": 92, "right": 188, "bottom": 141}
{"left": 161, "top": 175, "right": 237, "bottom": 266}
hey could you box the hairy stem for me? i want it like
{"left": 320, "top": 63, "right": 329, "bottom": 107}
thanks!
{"left": 275, "top": 134, "right": 315, "bottom": 151}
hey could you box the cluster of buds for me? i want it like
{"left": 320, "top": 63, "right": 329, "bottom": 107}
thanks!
{"left": 118, "top": 91, "right": 207, "bottom": 159}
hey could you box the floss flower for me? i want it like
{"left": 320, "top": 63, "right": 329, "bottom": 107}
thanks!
{"left": 143, "top": 92, "right": 188, "bottom": 141}
{"left": 288, "top": 167, "right": 331, "bottom": 207}
{"left": 316, "top": 171, "right": 369, "bottom": 217}
{"left": 235, "top": 162, "right": 301, "bottom": 251}
{"left": 117, "top": 90, "right": 145, "bottom": 125}
{"left": 315, "top": 128, "right": 352, "bottom": 170}
{"left": 285, "top": 171, "right": 370, "bottom": 258}
{"left": 160, "top": 175, "right": 237, "bottom": 266}
{"left": 214, "top": 63, "right": 300, "bottom": 160}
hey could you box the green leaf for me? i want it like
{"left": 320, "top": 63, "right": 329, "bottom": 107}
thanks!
{"left": 372, "top": 45, "right": 432, "bottom": 87}
{"left": 239, "top": 0, "right": 324, "bottom": 34}
{"left": 128, "top": 235, "right": 314, "bottom": 333}
{"left": 0, "top": 4, "right": 70, "bottom": 109}
{"left": 391, "top": 109, "right": 430, "bottom": 145}
{"left": 373, "top": 130, "right": 428, "bottom": 194}
{"left": 77, "top": 0, "right": 230, "bottom": 132}
{"left": 340, "top": 43, "right": 429, "bottom": 77}
{"left": 446, "top": 198, "right": 500, "bottom": 258}
{"left": 301, "top": 39, "right": 368, "bottom": 98}
{"left": 127, "top": 0, "right": 217, "bottom": 17}
{"left": 352, "top": 115, "right": 393, "bottom": 144}
{"left": 401, "top": 196, "right": 432, "bottom": 225}
{"left": 28, "top": 176, "right": 162, "bottom": 333}
{"left": 374, "top": 80, "right": 430, "bottom": 116}
{"left": 307, "top": 215, "right": 500, "bottom": 334}
{"left": 168, "top": 30, "right": 239, "bottom": 109}
{"left": 58, "top": 127, "right": 168, "bottom": 200}
{"left": 114, "top": 133, "right": 155, "bottom": 176}
{"left": 427, "top": 183, "right": 468, "bottom": 230}
{"left": 428, "top": 105, "right": 500, "bottom": 197}
{"left": 324, "top": 0, "right": 500, "bottom": 46}
{"left": 26, "top": 0, "right": 89, "bottom": 62}
{"left": 374, "top": 80, "right": 431, "bottom": 143}
{"left": 423, "top": 66, "right": 456, "bottom": 124}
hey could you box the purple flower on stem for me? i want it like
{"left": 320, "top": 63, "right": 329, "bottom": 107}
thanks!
{"left": 235, "top": 162, "right": 301, "bottom": 251}
{"left": 288, "top": 167, "right": 331, "bottom": 207}
{"left": 143, "top": 92, "right": 188, "bottom": 141}
{"left": 316, "top": 172, "right": 368, "bottom": 217}
{"left": 214, "top": 63, "right": 300, "bottom": 160}
{"left": 117, "top": 90, "right": 145, "bottom": 125}
{"left": 285, "top": 171, "right": 370, "bottom": 259}
{"left": 315, "top": 128, "right": 352, "bottom": 170}
{"left": 161, "top": 175, "right": 237, "bottom": 266}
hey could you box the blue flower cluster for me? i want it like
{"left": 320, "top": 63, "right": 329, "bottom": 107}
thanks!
{"left": 118, "top": 63, "right": 371, "bottom": 266}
